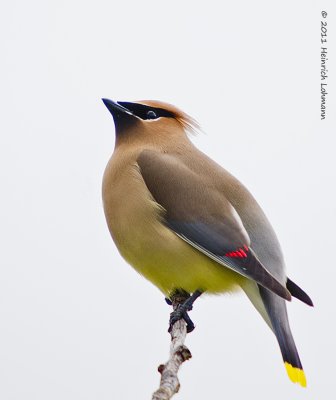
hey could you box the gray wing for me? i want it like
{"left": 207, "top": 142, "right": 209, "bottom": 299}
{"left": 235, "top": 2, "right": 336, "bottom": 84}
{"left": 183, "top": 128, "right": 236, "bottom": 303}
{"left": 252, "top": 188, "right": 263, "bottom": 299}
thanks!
{"left": 137, "top": 149, "right": 291, "bottom": 300}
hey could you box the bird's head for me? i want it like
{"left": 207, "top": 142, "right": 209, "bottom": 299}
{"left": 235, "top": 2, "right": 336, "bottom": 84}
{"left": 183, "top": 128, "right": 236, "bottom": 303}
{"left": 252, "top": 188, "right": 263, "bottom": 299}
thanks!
{"left": 102, "top": 99, "right": 199, "bottom": 145}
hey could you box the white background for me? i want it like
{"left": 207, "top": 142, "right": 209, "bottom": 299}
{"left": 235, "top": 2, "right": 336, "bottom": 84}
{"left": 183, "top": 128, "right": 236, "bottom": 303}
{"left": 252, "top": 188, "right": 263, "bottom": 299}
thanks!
{"left": 1, "top": 1, "right": 335, "bottom": 399}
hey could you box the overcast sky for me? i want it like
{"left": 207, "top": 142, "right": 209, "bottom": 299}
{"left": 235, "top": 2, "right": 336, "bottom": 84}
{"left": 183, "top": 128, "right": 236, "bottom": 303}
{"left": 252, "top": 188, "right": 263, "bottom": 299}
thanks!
{"left": 1, "top": 1, "right": 335, "bottom": 399}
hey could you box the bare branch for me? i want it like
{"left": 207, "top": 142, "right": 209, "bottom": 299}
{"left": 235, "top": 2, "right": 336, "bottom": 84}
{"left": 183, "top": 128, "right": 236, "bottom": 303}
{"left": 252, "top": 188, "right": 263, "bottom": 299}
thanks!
{"left": 152, "top": 293, "right": 192, "bottom": 400}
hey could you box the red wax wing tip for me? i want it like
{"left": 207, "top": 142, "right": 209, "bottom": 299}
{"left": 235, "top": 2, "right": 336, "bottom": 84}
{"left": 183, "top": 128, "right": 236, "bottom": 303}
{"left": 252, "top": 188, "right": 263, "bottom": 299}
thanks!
{"left": 225, "top": 247, "right": 249, "bottom": 258}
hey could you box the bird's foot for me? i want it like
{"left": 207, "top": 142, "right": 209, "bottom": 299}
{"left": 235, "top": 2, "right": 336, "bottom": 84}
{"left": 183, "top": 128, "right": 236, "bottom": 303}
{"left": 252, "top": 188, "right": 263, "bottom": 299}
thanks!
{"left": 165, "top": 297, "right": 172, "bottom": 305}
{"left": 169, "top": 304, "right": 195, "bottom": 333}
{"left": 167, "top": 290, "right": 203, "bottom": 333}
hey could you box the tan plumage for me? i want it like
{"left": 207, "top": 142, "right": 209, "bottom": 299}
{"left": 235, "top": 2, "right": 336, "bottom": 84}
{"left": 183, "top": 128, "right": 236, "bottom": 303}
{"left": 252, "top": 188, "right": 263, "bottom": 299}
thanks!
{"left": 102, "top": 104, "right": 241, "bottom": 294}
{"left": 102, "top": 99, "right": 312, "bottom": 387}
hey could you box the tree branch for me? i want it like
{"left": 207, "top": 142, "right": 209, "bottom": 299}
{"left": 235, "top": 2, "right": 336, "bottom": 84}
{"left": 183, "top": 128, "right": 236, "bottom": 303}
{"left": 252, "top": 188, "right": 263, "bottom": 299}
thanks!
{"left": 152, "top": 293, "right": 192, "bottom": 400}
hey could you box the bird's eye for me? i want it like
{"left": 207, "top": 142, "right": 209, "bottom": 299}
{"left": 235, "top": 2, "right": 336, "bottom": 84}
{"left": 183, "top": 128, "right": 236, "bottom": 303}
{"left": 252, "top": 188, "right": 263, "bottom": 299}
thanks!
{"left": 146, "top": 110, "right": 157, "bottom": 120}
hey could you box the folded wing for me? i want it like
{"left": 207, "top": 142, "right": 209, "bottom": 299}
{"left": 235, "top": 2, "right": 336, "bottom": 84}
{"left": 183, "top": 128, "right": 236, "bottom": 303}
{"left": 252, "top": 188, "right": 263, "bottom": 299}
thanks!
{"left": 137, "top": 150, "right": 291, "bottom": 301}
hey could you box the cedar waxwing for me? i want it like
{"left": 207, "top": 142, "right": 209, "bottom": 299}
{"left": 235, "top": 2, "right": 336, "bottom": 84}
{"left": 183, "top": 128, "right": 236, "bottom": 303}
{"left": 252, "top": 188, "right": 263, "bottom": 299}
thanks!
{"left": 101, "top": 99, "right": 313, "bottom": 387}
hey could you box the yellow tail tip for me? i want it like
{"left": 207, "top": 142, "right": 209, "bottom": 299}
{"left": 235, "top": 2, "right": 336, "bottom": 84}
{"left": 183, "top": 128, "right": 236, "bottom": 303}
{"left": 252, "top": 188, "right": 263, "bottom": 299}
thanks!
{"left": 284, "top": 362, "right": 307, "bottom": 387}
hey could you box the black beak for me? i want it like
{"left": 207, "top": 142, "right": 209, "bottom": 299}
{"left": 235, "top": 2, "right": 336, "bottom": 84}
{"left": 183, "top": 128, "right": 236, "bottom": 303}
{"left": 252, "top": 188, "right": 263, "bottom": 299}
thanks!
{"left": 102, "top": 98, "right": 134, "bottom": 117}
{"left": 102, "top": 98, "right": 137, "bottom": 133}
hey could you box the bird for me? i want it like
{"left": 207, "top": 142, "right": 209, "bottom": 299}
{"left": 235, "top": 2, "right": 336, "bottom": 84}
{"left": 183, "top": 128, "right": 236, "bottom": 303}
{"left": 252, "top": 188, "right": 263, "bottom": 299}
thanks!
{"left": 101, "top": 98, "right": 313, "bottom": 387}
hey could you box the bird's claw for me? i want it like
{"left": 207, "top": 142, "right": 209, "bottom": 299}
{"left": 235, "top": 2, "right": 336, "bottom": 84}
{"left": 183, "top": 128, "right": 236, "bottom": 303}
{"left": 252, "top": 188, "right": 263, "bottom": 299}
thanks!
{"left": 168, "top": 304, "right": 195, "bottom": 333}
{"left": 165, "top": 297, "right": 172, "bottom": 305}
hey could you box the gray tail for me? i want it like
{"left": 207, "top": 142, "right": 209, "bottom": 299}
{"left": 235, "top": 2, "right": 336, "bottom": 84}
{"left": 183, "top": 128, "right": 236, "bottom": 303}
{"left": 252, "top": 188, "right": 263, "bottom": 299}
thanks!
{"left": 259, "top": 286, "right": 307, "bottom": 387}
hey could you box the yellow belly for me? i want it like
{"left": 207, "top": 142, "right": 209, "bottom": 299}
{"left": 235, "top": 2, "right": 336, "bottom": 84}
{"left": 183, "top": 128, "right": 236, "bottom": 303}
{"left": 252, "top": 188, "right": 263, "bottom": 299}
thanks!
{"left": 103, "top": 159, "right": 243, "bottom": 296}
{"left": 120, "top": 225, "right": 243, "bottom": 296}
